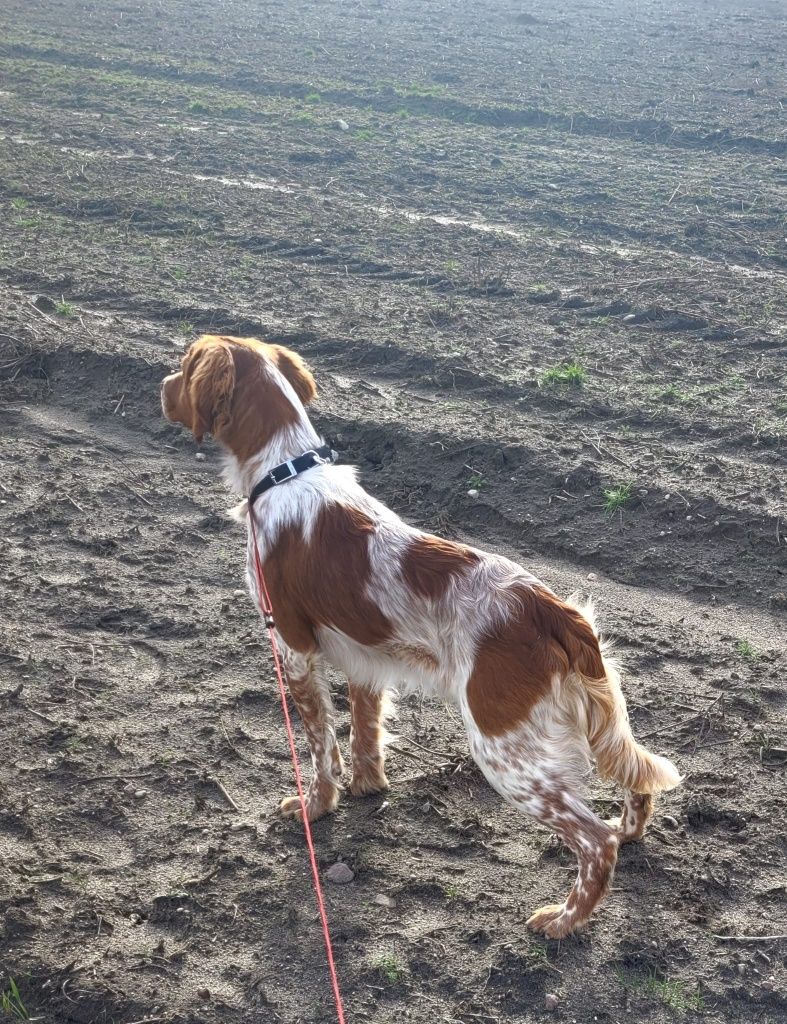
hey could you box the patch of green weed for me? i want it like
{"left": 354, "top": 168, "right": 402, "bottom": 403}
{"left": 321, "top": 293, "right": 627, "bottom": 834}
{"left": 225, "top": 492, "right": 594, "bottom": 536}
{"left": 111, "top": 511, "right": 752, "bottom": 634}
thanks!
{"left": 372, "top": 954, "right": 408, "bottom": 985}
{"left": 0, "top": 979, "right": 29, "bottom": 1021}
{"left": 540, "top": 362, "right": 586, "bottom": 387}
{"left": 603, "top": 482, "right": 633, "bottom": 515}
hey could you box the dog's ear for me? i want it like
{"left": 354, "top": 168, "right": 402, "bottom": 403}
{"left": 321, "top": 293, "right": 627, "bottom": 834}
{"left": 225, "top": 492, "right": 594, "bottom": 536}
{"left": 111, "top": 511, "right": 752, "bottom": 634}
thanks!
{"left": 267, "top": 344, "right": 317, "bottom": 405}
{"left": 185, "top": 339, "right": 237, "bottom": 442}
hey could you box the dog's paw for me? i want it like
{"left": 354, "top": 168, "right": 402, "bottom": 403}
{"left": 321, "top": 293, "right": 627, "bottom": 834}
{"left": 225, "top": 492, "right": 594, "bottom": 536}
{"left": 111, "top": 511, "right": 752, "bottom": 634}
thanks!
{"left": 526, "top": 903, "right": 577, "bottom": 940}
{"left": 279, "top": 785, "right": 339, "bottom": 823}
{"left": 349, "top": 770, "right": 389, "bottom": 797}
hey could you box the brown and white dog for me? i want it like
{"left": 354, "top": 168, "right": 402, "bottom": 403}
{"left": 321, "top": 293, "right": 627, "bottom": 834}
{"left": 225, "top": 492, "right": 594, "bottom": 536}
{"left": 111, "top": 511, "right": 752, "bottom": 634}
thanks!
{"left": 161, "top": 334, "right": 681, "bottom": 938}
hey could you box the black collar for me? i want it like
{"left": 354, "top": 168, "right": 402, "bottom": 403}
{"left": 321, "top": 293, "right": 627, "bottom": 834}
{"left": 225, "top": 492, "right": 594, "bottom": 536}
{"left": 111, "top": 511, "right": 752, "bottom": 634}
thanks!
{"left": 248, "top": 445, "right": 337, "bottom": 508}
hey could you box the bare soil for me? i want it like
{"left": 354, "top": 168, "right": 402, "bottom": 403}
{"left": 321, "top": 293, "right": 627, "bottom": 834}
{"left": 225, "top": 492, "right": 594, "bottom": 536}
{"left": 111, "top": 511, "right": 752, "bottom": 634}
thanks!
{"left": 1, "top": 1, "right": 785, "bottom": 1022}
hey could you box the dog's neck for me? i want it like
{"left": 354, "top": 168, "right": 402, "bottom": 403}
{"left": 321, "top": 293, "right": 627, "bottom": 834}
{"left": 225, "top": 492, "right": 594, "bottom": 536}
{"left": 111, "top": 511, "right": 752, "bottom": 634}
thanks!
{"left": 222, "top": 416, "right": 322, "bottom": 498}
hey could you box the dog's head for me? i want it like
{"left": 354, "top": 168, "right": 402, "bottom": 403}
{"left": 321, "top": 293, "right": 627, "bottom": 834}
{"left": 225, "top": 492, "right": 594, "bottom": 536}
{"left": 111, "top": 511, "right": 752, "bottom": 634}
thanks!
{"left": 161, "top": 335, "right": 316, "bottom": 457}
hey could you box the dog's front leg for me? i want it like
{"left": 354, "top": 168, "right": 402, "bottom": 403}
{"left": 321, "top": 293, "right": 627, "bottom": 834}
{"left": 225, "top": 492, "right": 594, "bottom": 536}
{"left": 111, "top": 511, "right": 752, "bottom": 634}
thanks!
{"left": 348, "top": 683, "right": 391, "bottom": 797}
{"left": 277, "top": 647, "right": 343, "bottom": 821}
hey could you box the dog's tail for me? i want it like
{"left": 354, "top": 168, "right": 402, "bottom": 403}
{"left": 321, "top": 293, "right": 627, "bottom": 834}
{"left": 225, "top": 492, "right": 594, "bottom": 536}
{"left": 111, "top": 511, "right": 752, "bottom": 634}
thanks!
{"left": 548, "top": 593, "right": 681, "bottom": 795}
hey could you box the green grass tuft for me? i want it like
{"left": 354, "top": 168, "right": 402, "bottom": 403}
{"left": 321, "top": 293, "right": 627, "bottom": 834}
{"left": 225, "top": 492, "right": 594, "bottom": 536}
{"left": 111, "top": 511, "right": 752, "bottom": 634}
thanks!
{"left": 55, "top": 300, "right": 76, "bottom": 317}
{"left": 735, "top": 639, "right": 759, "bottom": 660}
{"left": 1, "top": 979, "right": 29, "bottom": 1021}
{"left": 617, "top": 969, "right": 704, "bottom": 1013}
{"left": 603, "top": 482, "right": 633, "bottom": 515}
{"left": 372, "top": 953, "right": 407, "bottom": 984}
{"left": 540, "top": 362, "right": 586, "bottom": 387}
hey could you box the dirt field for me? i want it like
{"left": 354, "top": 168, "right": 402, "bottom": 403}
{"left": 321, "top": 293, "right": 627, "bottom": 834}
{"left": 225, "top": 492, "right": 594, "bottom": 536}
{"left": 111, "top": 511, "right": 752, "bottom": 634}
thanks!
{"left": 1, "top": 0, "right": 785, "bottom": 1021}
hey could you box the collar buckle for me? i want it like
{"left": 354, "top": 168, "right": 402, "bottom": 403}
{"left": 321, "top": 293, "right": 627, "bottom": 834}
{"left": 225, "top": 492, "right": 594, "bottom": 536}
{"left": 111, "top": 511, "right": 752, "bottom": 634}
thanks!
{"left": 270, "top": 460, "right": 298, "bottom": 485}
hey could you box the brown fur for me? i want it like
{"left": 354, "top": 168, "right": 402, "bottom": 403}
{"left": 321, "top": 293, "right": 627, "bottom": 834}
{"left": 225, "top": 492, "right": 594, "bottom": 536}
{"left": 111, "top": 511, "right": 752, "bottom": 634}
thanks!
{"left": 262, "top": 504, "right": 393, "bottom": 654}
{"left": 161, "top": 334, "right": 316, "bottom": 458}
{"left": 399, "top": 535, "right": 479, "bottom": 600}
{"left": 467, "top": 585, "right": 605, "bottom": 737}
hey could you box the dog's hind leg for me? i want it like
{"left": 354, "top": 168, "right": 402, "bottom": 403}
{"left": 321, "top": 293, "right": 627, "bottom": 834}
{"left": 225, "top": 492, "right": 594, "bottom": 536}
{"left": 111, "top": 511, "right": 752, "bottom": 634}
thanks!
{"left": 606, "top": 790, "right": 654, "bottom": 843}
{"left": 466, "top": 707, "right": 618, "bottom": 939}
{"left": 277, "top": 647, "right": 343, "bottom": 822}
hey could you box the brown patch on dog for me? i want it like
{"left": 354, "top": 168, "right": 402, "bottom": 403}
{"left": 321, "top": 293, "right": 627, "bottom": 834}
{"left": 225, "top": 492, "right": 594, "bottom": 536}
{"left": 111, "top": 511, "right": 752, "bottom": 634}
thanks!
{"left": 265, "top": 343, "right": 317, "bottom": 405}
{"left": 467, "top": 584, "right": 605, "bottom": 737}
{"left": 399, "top": 534, "right": 479, "bottom": 600}
{"left": 262, "top": 503, "right": 393, "bottom": 654}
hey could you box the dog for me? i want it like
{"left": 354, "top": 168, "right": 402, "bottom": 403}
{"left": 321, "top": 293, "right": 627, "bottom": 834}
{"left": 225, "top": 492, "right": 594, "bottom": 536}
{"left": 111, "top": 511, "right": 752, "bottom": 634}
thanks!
{"left": 161, "top": 334, "right": 681, "bottom": 938}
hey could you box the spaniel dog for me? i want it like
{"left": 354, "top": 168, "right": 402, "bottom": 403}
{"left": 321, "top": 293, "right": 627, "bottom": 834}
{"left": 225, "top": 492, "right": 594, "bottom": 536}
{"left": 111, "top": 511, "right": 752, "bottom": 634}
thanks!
{"left": 161, "top": 334, "right": 680, "bottom": 938}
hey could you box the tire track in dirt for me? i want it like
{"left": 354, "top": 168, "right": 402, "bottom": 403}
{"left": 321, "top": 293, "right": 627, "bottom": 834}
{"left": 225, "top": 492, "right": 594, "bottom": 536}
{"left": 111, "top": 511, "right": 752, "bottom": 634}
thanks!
{"left": 7, "top": 43, "right": 787, "bottom": 156}
{"left": 3, "top": 137, "right": 784, "bottom": 278}
{"left": 5, "top": 268, "right": 783, "bottom": 465}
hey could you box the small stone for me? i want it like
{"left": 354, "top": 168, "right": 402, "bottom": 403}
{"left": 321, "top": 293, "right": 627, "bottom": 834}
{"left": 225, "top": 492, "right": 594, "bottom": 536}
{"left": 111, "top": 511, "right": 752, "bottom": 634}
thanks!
{"left": 337, "top": 119, "right": 350, "bottom": 131}
{"left": 325, "top": 862, "right": 355, "bottom": 885}
{"left": 622, "top": 313, "right": 636, "bottom": 324}
{"left": 373, "top": 894, "right": 396, "bottom": 909}
{"left": 587, "top": 572, "right": 597, "bottom": 581}
{"left": 233, "top": 589, "right": 245, "bottom": 598}
{"left": 545, "top": 993, "right": 560, "bottom": 1011}
{"left": 467, "top": 488, "right": 479, "bottom": 498}
{"left": 197, "top": 988, "right": 211, "bottom": 1001}
{"left": 662, "top": 815, "right": 680, "bottom": 829}
{"left": 134, "top": 789, "right": 148, "bottom": 800}
{"left": 195, "top": 452, "right": 206, "bottom": 462}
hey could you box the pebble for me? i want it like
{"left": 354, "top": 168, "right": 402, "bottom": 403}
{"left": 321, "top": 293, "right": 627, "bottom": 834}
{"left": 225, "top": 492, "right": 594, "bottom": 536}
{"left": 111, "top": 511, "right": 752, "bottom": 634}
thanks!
{"left": 337, "top": 119, "right": 350, "bottom": 131}
{"left": 587, "top": 572, "right": 597, "bottom": 581}
{"left": 197, "top": 988, "right": 211, "bottom": 1001}
{"left": 373, "top": 894, "right": 396, "bottom": 909}
{"left": 622, "top": 313, "right": 636, "bottom": 324}
{"left": 545, "top": 993, "right": 560, "bottom": 1011}
{"left": 662, "top": 815, "right": 680, "bottom": 829}
{"left": 325, "top": 862, "right": 355, "bottom": 885}
{"left": 195, "top": 452, "right": 206, "bottom": 462}
{"left": 134, "top": 790, "right": 148, "bottom": 800}
{"left": 467, "top": 488, "right": 479, "bottom": 498}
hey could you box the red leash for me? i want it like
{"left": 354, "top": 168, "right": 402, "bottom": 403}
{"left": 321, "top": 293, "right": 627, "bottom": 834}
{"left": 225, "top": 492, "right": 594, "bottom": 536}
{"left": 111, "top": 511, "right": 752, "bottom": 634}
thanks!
{"left": 249, "top": 515, "right": 347, "bottom": 1024}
